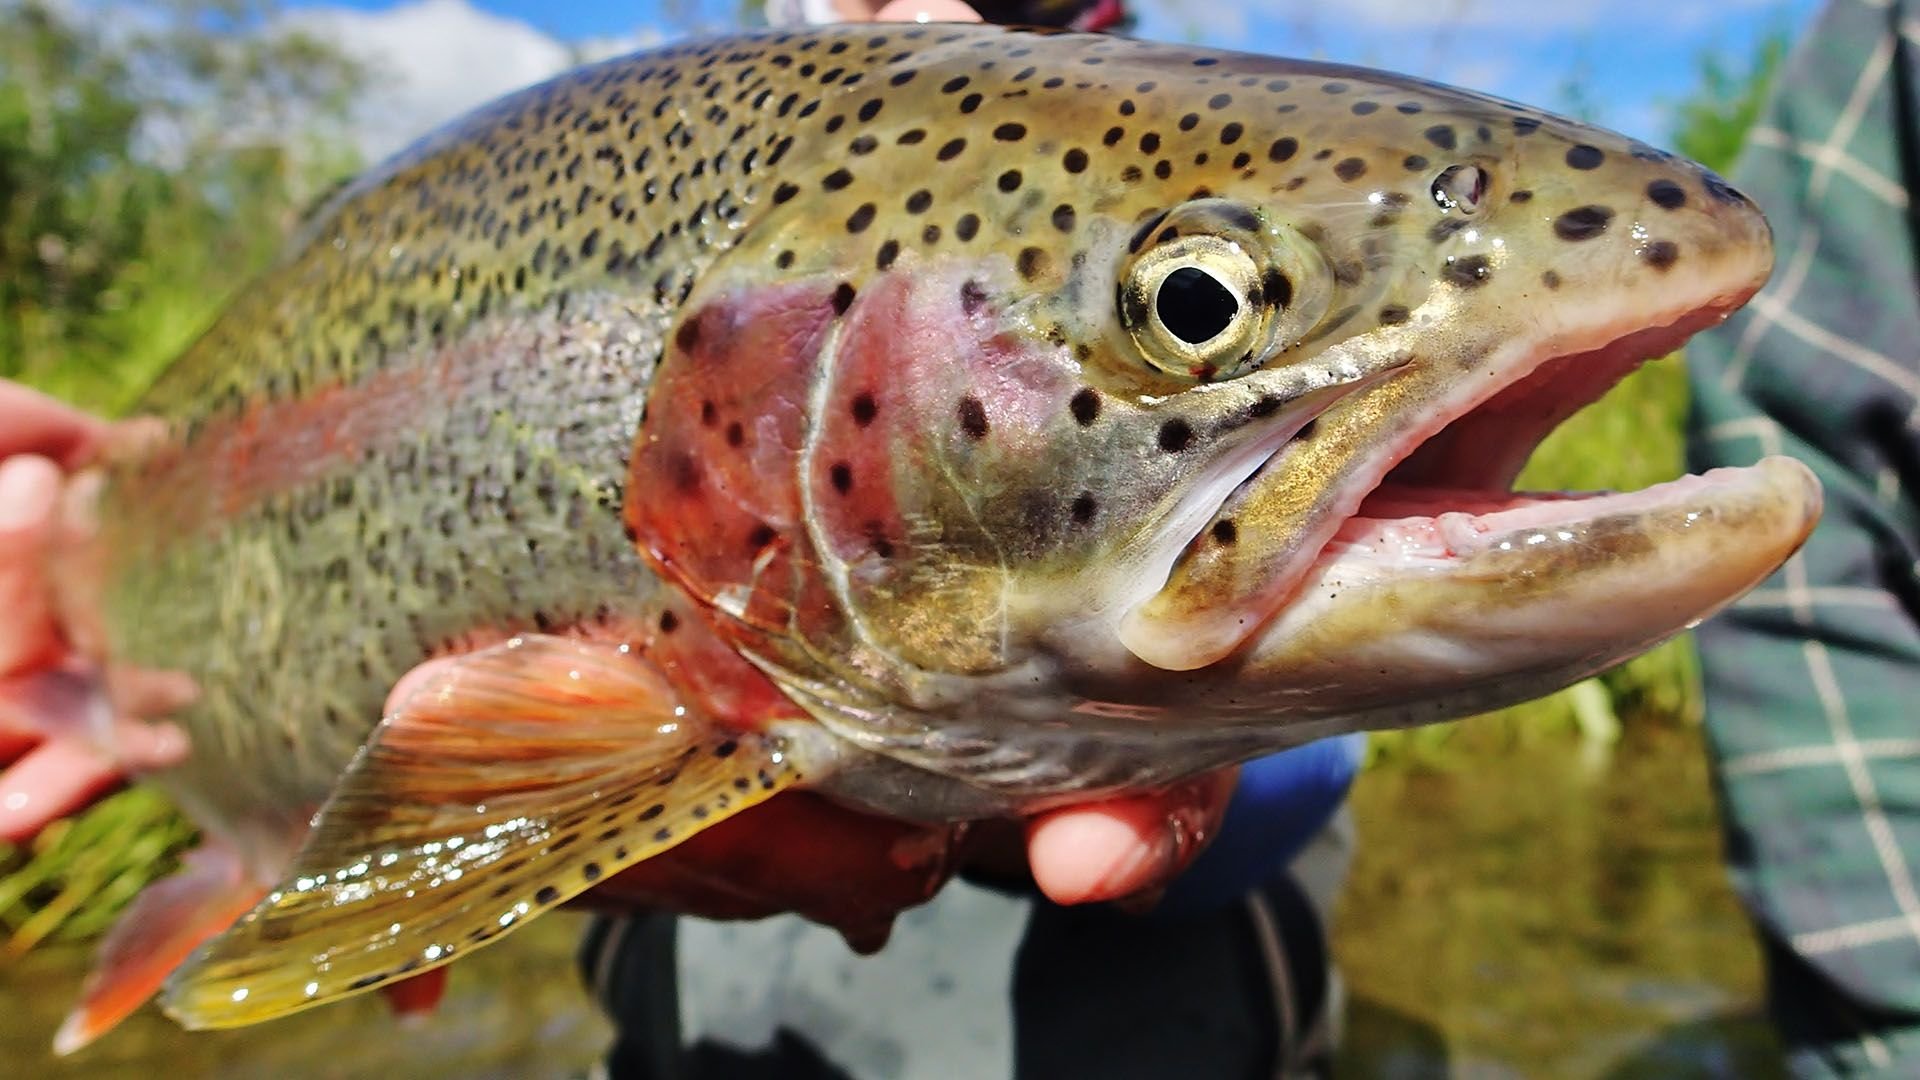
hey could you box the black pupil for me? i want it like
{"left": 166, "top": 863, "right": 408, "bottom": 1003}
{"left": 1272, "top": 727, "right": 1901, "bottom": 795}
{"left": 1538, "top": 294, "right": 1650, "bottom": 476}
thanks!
{"left": 1155, "top": 266, "right": 1240, "bottom": 345}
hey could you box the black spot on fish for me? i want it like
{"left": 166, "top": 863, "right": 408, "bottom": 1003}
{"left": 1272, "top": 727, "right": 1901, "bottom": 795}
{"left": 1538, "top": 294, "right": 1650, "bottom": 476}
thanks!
{"left": 1063, "top": 147, "right": 1088, "bottom": 173}
{"left": 658, "top": 611, "right": 679, "bottom": 634}
{"left": 725, "top": 421, "right": 744, "bottom": 447}
{"left": 1159, "top": 418, "right": 1194, "bottom": 453}
{"left": 535, "top": 885, "right": 560, "bottom": 905}
{"left": 714, "top": 740, "right": 738, "bottom": 758}
{"left": 830, "top": 462, "right": 853, "bottom": 493}
{"left": 1424, "top": 125, "right": 1457, "bottom": 151}
{"left": 1443, "top": 254, "right": 1493, "bottom": 287}
{"left": 906, "top": 189, "right": 932, "bottom": 213}
{"left": 1268, "top": 137, "right": 1298, "bottom": 162}
{"left": 1379, "top": 304, "right": 1410, "bottom": 325}
{"left": 937, "top": 137, "right": 966, "bottom": 161}
{"left": 747, "top": 523, "right": 778, "bottom": 550}
{"left": 846, "top": 203, "right": 876, "bottom": 233}
{"left": 1017, "top": 247, "right": 1050, "bottom": 280}
{"left": 1647, "top": 179, "right": 1687, "bottom": 210}
{"left": 1051, "top": 204, "right": 1076, "bottom": 232}
{"left": 1403, "top": 154, "right": 1429, "bottom": 171}
{"left": 1542, "top": 269, "right": 1562, "bottom": 289}
{"left": 956, "top": 213, "right": 980, "bottom": 241}
{"left": 832, "top": 282, "right": 857, "bottom": 314}
{"left": 1554, "top": 205, "right": 1613, "bottom": 241}
{"left": 1334, "top": 157, "right": 1367, "bottom": 181}
{"left": 958, "top": 396, "right": 990, "bottom": 439}
{"left": 1071, "top": 492, "right": 1097, "bottom": 524}
{"left": 1263, "top": 269, "right": 1293, "bottom": 308}
{"left": 1642, "top": 240, "right": 1680, "bottom": 270}
{"left": 876, "top": 240, "right": 900, "bottom": 270}
{"left": 1566, "top": 144, "right": 1605, "bottom": 170}
{"left": 852, "top": 392, "right": 878, "bottom": 426}
{"left": 961, "top": 279, "right": 987, "bottom": 313}
{"left": 582, "top": 863, "right": 602, "bottom": 882}
{"left": 1211, "top": 519, "right": 1238, "bottom": 545}
{"left": 994, "top": 122, "right": 1027, "bottom": 141}
{"left": 1070, "top": 387, "right": 1101, "bottom": 425}
{"left": 676, "top": 317, "right": 700, "bottom": 353}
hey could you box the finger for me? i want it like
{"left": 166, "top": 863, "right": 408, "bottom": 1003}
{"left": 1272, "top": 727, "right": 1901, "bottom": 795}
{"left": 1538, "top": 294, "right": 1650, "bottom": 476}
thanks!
{"left": 0, "top": 455, "right": 65, "bottom": 677}
{"left": 874, "top": 0, "right": 983, "bottom": 21}
{"left": 1024, "top": 768, "right": 1238, "bottom": 906}
{"left": 0, "top": 382, "right": 109, "bottom": 469}
{"left": 107, "top": 718, "right": 189, "bottom": 773}
{"left": 0, "top": 738, "right": 127, "bottom": 843}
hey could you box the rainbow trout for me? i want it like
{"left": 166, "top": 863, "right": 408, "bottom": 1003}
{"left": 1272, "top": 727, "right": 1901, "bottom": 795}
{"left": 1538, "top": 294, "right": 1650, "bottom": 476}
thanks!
{"left": 43, "top": 22, "right": 1816, "bottom": 1048}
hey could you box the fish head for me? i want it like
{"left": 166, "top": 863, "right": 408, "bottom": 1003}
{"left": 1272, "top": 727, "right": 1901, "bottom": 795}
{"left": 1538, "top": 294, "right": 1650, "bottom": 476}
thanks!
{"left": 628, "top": 27, "right": 1812, "bottom": 748}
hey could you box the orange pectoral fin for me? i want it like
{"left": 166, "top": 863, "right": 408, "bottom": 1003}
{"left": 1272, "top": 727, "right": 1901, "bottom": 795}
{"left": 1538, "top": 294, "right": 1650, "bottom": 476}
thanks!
{"left": 55, "top": 844, "right": 266, "bottom": 1056}
{"left": 160, "top": 634, "right": 824, "bottom": 1031}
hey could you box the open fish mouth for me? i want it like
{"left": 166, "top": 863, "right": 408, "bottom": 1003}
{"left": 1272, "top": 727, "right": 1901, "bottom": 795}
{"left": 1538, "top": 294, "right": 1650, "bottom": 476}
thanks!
{"left": 1204, "top": 297, "right": 1822, "bottom": 720}
{"left": 1325, "top": 302, "right": 1777, "bottom": 571}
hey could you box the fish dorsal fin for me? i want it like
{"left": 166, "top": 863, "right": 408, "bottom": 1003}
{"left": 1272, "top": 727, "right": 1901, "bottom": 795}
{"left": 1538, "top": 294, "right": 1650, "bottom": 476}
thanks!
{"left": 160, "top": 634, "right": 812, "bottom": 1029}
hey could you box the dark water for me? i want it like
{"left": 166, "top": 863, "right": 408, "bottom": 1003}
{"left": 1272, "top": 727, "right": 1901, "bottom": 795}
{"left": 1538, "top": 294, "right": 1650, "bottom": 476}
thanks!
{"left": 5, "top": 718, "right": 1778, "bottom": 1079}
{"left": 1334, "top": 719, "right": 1783, "bottom": 1079}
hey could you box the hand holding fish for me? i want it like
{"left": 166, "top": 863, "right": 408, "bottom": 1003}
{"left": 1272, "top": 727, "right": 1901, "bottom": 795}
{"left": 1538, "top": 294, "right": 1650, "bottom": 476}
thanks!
{"left": 0, "top": 383, "right": 190, "bottom": 841}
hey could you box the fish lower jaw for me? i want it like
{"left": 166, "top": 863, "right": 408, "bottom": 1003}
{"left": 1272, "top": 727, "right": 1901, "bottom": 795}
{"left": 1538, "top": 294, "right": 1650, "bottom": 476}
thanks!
{"left": 1237, "top": 455, "right": 1820, "bottom": 719}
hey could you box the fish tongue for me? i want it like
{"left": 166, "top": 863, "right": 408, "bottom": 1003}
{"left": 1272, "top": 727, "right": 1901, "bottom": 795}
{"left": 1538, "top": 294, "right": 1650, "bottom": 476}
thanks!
{"left": 159, "top": 634, "right": 820, "bottom": 1030}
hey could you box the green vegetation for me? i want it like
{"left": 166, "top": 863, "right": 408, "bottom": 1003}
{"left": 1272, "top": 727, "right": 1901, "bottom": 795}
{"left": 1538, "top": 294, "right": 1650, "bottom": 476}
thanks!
{"left": 0, "top": 4, "right": 1788, "bottom": 948}
{"left": 0, "top": 0, "right": 360, "bottom": 411}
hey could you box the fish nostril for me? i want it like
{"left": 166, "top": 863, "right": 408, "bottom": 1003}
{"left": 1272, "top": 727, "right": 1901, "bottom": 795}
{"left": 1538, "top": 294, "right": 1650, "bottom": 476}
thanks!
{"left": 1431, "top": 164, "right": 1489, "bottom": 214}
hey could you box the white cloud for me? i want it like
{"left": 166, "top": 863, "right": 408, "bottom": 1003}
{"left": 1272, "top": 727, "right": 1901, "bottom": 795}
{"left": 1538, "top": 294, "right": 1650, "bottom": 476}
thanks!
{"left": 283, "top": 0, "right": 662, "bottom": 164}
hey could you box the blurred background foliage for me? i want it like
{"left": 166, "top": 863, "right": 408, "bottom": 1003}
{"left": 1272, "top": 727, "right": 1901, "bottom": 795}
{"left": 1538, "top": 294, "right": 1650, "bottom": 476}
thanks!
{"left": 0, "top": 0, "right": 1789, "bottom": 952}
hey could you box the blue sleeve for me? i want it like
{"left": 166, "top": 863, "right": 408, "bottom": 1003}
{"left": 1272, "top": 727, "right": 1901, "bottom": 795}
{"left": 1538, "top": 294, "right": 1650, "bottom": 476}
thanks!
{"left": 1151, "top": 734, "right": 1363, "bottom": 919}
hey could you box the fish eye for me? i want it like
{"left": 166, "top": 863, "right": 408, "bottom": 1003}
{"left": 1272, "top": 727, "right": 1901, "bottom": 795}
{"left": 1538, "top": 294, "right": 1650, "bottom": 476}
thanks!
{"left": 1432, "top": 163, "right": 1490, "bottom": 213}
{"left": 1117, "top": 200, "right": 1330, "bottom": 381}
{"left": 1121, "top": 234, "right": 1265, "bottom": 379}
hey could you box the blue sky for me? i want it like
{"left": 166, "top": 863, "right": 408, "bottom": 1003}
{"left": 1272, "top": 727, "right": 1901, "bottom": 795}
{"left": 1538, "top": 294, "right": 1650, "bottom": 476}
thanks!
{"left": 282, "top": 0, "right": 1821, "bottom": 162}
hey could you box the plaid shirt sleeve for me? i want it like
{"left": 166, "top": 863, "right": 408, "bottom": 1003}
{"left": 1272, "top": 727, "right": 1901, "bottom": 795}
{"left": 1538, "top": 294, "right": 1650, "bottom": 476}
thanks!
{"left": 1684, "top": 0, "right": 1920, "bottom": 1073}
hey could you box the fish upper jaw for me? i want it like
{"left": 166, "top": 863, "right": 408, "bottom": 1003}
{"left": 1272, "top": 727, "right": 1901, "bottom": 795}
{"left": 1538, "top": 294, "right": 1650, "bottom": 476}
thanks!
{"left": 1111, "top": 169, "right": 1803, "bottom": 699}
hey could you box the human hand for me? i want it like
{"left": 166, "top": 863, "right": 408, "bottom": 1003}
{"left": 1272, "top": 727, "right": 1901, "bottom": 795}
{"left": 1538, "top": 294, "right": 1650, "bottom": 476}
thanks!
{"left": 0, "top": 381, "right": 189, "bottom": 843}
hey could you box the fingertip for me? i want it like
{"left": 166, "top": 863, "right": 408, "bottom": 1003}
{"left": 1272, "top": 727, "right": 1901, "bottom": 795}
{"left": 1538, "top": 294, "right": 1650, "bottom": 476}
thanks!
{"left": 0, "top": 454, "right": 61, "bottom": 534}
{"left": 1025, "top": 798, "right": 1171, "bottom": 906}
{"left": 874, "top": 0, "right": 983, "bottom": 22}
